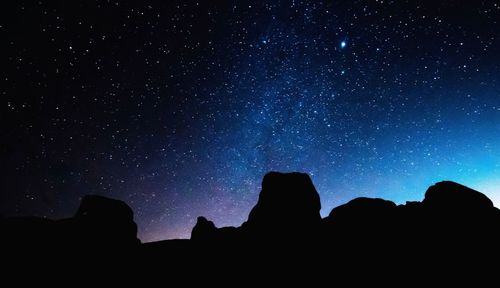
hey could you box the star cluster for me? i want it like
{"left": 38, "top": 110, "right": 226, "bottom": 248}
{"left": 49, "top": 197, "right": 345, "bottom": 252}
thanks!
{"left": 1, "top": 1, "right": 499, "bottom": 241}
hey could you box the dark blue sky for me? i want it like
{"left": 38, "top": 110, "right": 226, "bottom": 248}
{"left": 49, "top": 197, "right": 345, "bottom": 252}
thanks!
{"left": 1, "top": 1, "right": 499, "bottom": 241}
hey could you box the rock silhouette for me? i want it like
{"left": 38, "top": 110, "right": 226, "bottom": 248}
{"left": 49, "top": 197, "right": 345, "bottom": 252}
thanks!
{"left": 423, "top": 180, "right": 494, "bottom": 209}
{"left": 323, "top": 197, "right": 398, "bottom": 242}
{"left": 1, "top": 195, "right": 139, "bottom": 253}
{"left": 2, "top": 172, "right": 499, "bottom": 281}
{"left": 191, "top": 216, "right": 218, "bottom": 241}
{"left": 243, "top": 172, "right": 321, "bottom": 239}
{"left": 63, "top": 195, "right": 140, "bottom": 247}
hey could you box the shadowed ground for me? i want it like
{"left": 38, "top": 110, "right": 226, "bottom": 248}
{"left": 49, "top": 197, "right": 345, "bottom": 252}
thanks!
{"left": 2, "top": 172, "right": 499, "bottom": 283}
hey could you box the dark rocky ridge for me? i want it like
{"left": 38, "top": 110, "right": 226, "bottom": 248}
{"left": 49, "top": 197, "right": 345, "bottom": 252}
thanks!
{"left": 2, "top": 172, "right": 499, "bottom": 281}
{"left": 191, "top": 173, "right": 500, "bottom": 245}
{"left": 2, "top": 195, "right": 140, "bottom": 251}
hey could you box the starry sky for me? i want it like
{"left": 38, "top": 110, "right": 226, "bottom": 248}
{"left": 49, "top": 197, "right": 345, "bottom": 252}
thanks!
{"left": 1, "top": 1, "right": 499, "bottom": 242}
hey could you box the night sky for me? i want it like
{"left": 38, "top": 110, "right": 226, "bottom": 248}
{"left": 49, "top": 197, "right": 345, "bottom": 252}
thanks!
{"left": 1, "top": 1, "right": 499, "bottom": 242}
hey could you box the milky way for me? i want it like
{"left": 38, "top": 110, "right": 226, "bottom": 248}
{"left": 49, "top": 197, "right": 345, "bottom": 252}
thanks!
{"left": 1, "top": 1, "right": 499, "bottom": 241}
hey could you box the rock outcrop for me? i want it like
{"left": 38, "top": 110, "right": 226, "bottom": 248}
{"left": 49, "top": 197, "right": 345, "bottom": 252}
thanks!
{"left": 1, "top": 195, "right": 140, "bottom": 252}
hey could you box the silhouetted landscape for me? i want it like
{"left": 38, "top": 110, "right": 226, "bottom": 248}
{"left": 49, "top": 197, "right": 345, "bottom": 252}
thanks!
{"left": 3, "top": 1, "right": 500, "bottom": 284}
{"left": 2, "top": 171, "right": 499, "bottom": 281}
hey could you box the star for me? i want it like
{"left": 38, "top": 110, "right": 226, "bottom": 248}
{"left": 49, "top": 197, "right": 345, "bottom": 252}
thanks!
{"left": 2, "top": 1, "right": 498, "bottom": 242}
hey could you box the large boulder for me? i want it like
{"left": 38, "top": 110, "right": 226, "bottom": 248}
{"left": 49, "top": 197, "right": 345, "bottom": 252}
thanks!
{"left": 323, "top": 197, "right": 398, "bottom": 243}
{"left": 60, "top": 195, "right": 140, "bottom": 247}
{"left": 423, "top": 181, "right": 493, "bottom": 210}
{"left": 243, "top": 172, "right": 322, "bottom": 239}
{"left": 191, "top": 216, "right": 217, "bottom": 241}
{"left": 419, "top": 181, "right": 499, "bottom": 241}
{"left": 327, "top": 197, "right": 397, "bottom": 221}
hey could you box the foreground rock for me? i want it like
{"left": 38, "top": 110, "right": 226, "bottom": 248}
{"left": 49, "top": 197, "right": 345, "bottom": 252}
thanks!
{"left": 1, "top": 195, "right": 140, "bottom": 252}
{"left": 2, "top": 172, "right": 500, "bottom": 281}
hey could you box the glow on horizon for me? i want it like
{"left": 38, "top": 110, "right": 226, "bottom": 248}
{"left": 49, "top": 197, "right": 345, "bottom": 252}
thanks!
{"left": 471, "top": 179, "right": 500, "bottom": 208}
{"left": 141, "top": 172, "right": 500, "bottom": 243}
